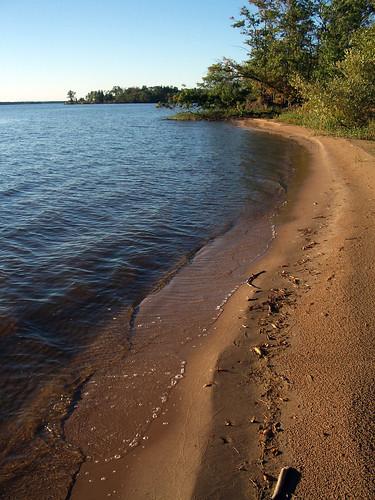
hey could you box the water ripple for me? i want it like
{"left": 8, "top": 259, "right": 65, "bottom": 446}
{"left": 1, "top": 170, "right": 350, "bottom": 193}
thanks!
{"left": 0, "top": 103, "right": 293, "bottom": 479}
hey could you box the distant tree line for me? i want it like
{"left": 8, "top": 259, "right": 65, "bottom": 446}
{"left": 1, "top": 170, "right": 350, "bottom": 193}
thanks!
{"left": 66, "top": 85, "right": 179, "bottom": 105}
{"left": 171, "top": 0, "right": 374, "bottom": 136}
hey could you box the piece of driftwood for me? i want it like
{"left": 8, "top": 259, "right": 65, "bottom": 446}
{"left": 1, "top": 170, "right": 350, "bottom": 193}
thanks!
{"left": 271, "top": 467, "right": 291, "bottom": 499}
{"left": 271, "top": 466, "right": 301, "bottom": 499}
{"left": 246, "top": 270, "right": 266, "bottom": 288}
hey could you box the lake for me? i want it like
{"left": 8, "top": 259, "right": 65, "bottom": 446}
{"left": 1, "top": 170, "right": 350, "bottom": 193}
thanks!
{"left": 0, "top": 103, "right": 296, "bottom": 497}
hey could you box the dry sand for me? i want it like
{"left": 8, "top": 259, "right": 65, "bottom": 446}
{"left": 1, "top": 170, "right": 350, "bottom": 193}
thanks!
{"left": 71, "top": 121, "right": 374, "bottom": 499}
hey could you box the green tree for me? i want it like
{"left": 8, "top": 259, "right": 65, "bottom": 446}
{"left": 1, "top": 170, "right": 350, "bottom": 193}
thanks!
{"left": 171, "top": 60, "right": 255, "bottom": 111}
{"left": 66, "top": 90, "right": 76, "bottom": 103}
{"left": 199, "top": 59, "right": 256, "bottom": 109}
{"left": 233, "top": 1, "right": 320, "bottom": 104}
{"left": 82, "top": 86, "right": 179, "bottom": 105}
{"left": 294, "top": 25, "right": 375, "bottom": 128}
{"left": 85, "top": 90, "right": 105, "bottom": 103}
{"left": 317, "top": 0, "right": 374, "bottom": 77}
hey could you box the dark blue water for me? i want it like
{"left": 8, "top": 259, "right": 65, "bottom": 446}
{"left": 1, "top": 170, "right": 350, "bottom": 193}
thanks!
{"left": 0, "top": 103, "right": 293, "bottom": 494}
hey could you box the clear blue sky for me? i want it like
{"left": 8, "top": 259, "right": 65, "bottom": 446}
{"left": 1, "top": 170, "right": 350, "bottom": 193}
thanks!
{"left": 2, "top": 0, "right": 248, "bottom": 101}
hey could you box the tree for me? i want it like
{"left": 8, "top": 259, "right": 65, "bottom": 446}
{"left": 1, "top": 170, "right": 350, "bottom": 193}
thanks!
{"left": 170, "top": 59, "right": 256, "bottom": 111}
{"left": 66, "top": 90, "right": 76, "bottom": 103}
{"left": 80, "top": 86, "right": 179, "bottom": 104}
{"left": 232, "top": 1, "right": 320, "bottom": 104}
{"left": 85, "top": 90, "right": 105, "bottom": 103}
{"left": 295, "top": 25, "right": 375, "bottom": 128}
{"left": 199, "top": 59, "right": 256, "bottom": 109}
{"left": 317, "top": 0, "right": 375, "bottom": 77}
{"left": 232, "top": 0, "right": 374, "bottom": 106}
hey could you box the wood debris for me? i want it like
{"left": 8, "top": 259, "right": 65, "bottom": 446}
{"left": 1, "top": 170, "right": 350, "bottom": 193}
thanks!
{"left": 252, "top": 346, "right": 263, "bottom": 357}
{"left": 271, "top": 467, "right": 293, "bottom": 499}
{"left": 302, "top": 240, "right": 318, "bottom": 250}
{"left": 246, "top": 270, "right": 266, "bottom": 288}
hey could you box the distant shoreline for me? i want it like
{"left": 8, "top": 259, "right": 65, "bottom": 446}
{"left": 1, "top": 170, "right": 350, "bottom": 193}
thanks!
{"left": 0, "top": 101, "right": 166, "bottom": 106}
{"left": 0, "top": 101, "right": 64, "bottom": 105}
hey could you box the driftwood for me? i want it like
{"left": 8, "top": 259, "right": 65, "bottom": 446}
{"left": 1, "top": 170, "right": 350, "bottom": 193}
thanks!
{"left": 271, "top": 467, "right": 291, "bottom": 499}
{"left": 246, "top": 270, "right": 266, "bottom": 289}
{"left": 271, "top": 466, "right": 300, "bottom": 499}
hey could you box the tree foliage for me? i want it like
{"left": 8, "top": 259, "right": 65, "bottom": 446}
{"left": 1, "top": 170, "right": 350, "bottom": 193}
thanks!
{"left": 69, "top": 86, "right": 179, "bottom": 105}
{"left": 172, "top": 59, "right": 256, "bottom": 111}
{"left": 66, "top": 90, "right": 76, "bottom": 103}
{"left": 231, "top": 0, "right": 319, "bottom": 103}
{"left": 66, "top": 1, "right": 374, "bottom": 132}
{"left": 317, "top": 0, "right": 374, "bottom": 76}
{"left": 295, "top": 25, "right": 375, "bottom": 128}
{"left": 176, "top": 0, "right": 374, "bottom": 130}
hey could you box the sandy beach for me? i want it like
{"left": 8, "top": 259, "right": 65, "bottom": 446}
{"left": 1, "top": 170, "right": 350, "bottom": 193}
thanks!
{"left": 68, "top": 120, "right": 374, "bottom": 500}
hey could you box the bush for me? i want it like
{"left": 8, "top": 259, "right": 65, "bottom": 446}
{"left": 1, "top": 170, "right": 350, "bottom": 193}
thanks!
{"left": 292, "top": 26, "right": 375, "bottom": 130}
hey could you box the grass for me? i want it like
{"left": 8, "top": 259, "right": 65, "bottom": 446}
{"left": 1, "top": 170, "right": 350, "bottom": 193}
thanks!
{"left": 278, "top": 111, "right": 375, "bottom": 141}
{"left": 167, "top": 107, "right": 375, "bottom": 141}
{"left": 167, "top": 108, "right": 279, "bottom": 122}
{"left": 167, "top": 112, "right": 206, "bottom": 121}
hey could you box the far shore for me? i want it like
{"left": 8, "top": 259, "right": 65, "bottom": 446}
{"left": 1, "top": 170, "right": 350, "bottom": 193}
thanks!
{"left": 68, "top": 120, "right": 374, "bottom": 499}
{"left": 0, "top": 101, "right": 64, "bottom": 105}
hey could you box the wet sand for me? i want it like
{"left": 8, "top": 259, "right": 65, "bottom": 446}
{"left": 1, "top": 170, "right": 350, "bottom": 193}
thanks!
{"left": 69, "top": 120, "right": 374, "bottom": 499}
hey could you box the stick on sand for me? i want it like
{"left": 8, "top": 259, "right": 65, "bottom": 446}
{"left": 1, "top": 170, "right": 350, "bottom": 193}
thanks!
{"left": 271, "top": 466, "right": 291, "bottom": 499}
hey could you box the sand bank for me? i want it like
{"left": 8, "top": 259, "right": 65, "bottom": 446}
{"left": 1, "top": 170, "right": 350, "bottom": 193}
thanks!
{"left": 70, "top": 121, "right": 374, "bottom": 499}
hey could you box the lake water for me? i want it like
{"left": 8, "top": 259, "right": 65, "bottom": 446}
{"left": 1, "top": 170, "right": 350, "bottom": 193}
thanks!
{"left": 0, "top": 103, "right": 296, "bottom": 497}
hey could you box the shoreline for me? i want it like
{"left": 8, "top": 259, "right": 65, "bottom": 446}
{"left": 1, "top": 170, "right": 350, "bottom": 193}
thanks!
{"left": 63, "top": 120, "right": 375, "bottom": 500}
{"left": 1, "top": 117, "right": 299, "bottom": 500}
{"left": 64, "top": 125, "right": 305, "bottom": 500}
{"left": 97, "top": 121, "right": 326, "bottom": 500}
{"left": 190, "top": 120, "right": 375, "bottom": 499}
{"left": 194, "top": 121, "right": 375, "bottom": 499}
{"left": 70, "top": 119, "right": 375, "bottom": 499}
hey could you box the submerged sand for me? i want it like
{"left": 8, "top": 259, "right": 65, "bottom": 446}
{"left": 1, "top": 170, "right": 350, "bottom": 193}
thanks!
{"left": 69, "top": 120, "right": 374, "bottom": 499}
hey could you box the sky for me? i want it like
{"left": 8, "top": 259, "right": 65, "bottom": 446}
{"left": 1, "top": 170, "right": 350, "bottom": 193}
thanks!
{"left": 1, "top": 0, "right": 249, "bottom": 101}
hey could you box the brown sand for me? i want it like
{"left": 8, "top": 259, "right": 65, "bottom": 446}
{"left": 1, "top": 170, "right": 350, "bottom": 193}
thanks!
{"left": 71, "top": 121, "right": 374, "bottom": 499}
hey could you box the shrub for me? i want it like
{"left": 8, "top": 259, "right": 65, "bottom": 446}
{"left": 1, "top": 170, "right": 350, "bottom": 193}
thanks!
{"left": 292, "top": 26, "right": 375, "bottom": 130}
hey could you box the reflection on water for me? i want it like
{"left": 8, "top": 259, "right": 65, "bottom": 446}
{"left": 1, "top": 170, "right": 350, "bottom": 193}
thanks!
{"left": 0, "top": 103, "right": 293, "bottom": 496}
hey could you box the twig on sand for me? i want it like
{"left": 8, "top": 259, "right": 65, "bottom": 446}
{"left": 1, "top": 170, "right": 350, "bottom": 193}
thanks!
{"left": 246, "top": 270, "right": 266, "bottom": 289}
{"left": 271, "top": 467, "right": 291, "bottom": 499}
{"left": 249, "top": 477, "right": 261, "bottom": 497}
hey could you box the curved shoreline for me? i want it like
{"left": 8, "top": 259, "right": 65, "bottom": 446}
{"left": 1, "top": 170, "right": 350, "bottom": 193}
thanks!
{"left": 65, "top": 186, "right": 293, "bottom": 499}
{"left": 0, "top": 120, "right": 298, "bottom": 499}
{"left": 66, "top": 123, "right": 308, "bottom": 498}
{"left": 83, "top": 120, "right": 374, "bottom": 499}
{"left": 191, "top": 122, "right": 374, "bottom": 499}
{"left": 61, "top": 126, "right": 304, "bottom": 500}
{"left": 9, "top": 119, "right": 372, "bottom": 499}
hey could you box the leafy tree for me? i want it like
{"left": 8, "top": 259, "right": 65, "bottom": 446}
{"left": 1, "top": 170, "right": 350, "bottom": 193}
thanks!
{"left": 232, "top": 0, "right": 320, "bottom": 104}
{"left": 172, "top": 87, "right": 209, "bottom": 108}
{"left": 65, "top": 0, "right": 374, "bottom": 133}
{"left": 199, "top": 59, "right": 254, "bottom": 109}
{"left": 173, "top": 59, "right": 256, "bottom": 111}
{"left": 66, "top": 90, "right": 76, "bottom": 103}
{"left": 293, "top": 25, "right": 375, "bottom": 128}
{"left": 77, "top": 86, "right": 179, "bottom": 104}
{"left": 85, "top": 90, "right": 105, "bottom": 103}
{"left": 232, "top": 0, "right": 374, "bottom": 105}
{"left": 317, "top": 0, "right": 375, "bottom": 77}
